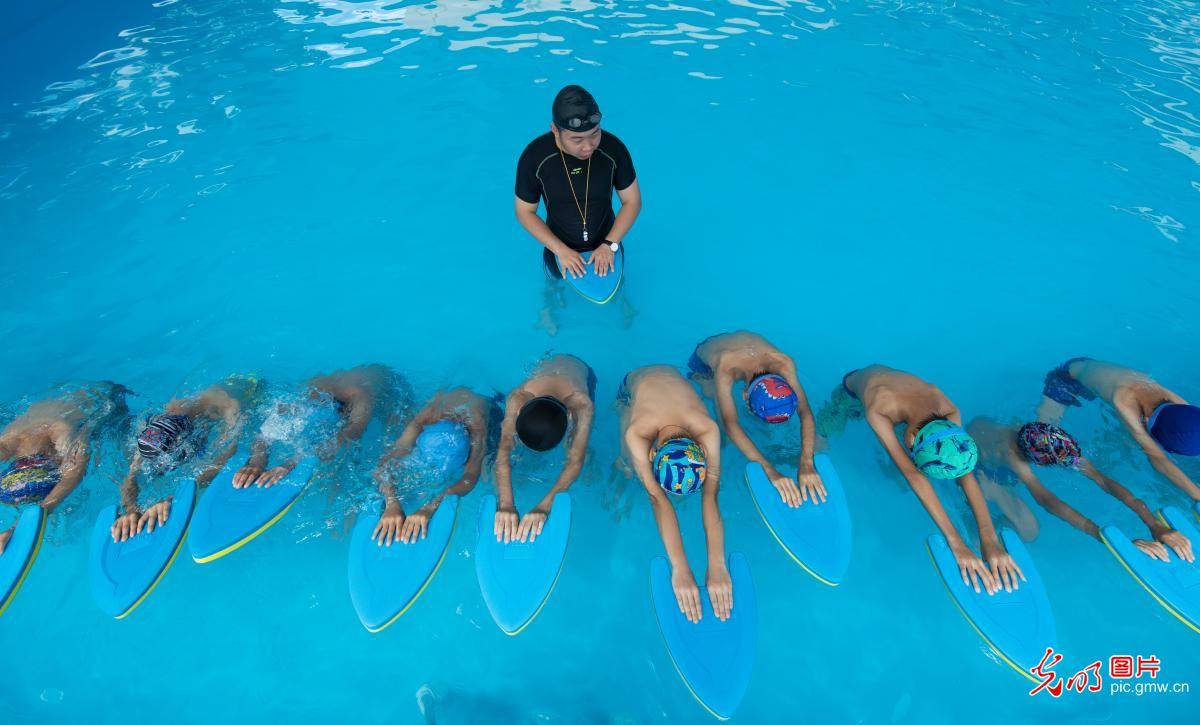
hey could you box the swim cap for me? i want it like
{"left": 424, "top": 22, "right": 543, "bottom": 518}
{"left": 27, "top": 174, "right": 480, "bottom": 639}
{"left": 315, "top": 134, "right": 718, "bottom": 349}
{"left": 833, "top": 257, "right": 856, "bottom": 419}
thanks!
{"left": 137, "top": 413, "right": 195, "bottom": 461}
{"left": 410, "top": 421, "right": 470, "bottom": 479}
{"left": 515, "top": 396, "right": 569, "bottom": 452}
{"left": 910, "top": 419, "right": 978, "bottom": 479}
{"left": 747, "top": 374, "right": 798, "bottom": 423}
{"left": 553, "top": 85, "right": 601, "bottom": 132}
{"left": 651, "top": 437, "right": 707, "bottom": 496}
{"left": 1147, "top": 403, "right": 1200, "bottom": 456}
{"left": 1017, "top": 422, "right": 1082, "bottom": 468}
{"left": 0, "top": 455, "right": 60, "bottom": 505}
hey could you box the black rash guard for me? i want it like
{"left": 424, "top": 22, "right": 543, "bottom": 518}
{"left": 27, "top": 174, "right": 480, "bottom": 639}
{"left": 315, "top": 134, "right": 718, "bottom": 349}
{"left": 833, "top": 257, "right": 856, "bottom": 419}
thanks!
{"left": 515, "top": 131, "right": 636, "bottom": 253}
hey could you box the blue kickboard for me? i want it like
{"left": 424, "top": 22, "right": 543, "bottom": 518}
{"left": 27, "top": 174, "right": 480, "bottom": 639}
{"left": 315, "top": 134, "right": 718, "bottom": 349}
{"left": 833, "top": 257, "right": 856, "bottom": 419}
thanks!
{"left": 927, "top": 528, "right": 1057, "bottom": 682}
{"left": 348, "top": 495, "right": 458, "bottom": 633}
{"left": 744, "top": 454, "right": 852, "bottom": 585}
{"left": 188, "top": 452, "right": 318, "bottom": 563}
{"left": 474, "top": 493, "right": 572, "bottom": 635}
{"left": 89, "top": 477, "right": 196, "bottom": 618}
{"left": 0, "top": 506, "right": 46, "bottom": 618}
{"left": 558, "top": 247, "right": 624, "bottom": 304}
{"left": 650, "top": 552, "right": 757, "bottom": 721}
{"left": 1100, "top": 507, "right": 1200, "bottom": 635}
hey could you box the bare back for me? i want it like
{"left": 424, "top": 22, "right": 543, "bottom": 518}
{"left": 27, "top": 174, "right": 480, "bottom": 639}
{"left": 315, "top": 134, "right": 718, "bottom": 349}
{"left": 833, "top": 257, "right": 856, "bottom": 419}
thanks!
{"left": 847, "top": 365, "right": 960, "bottom": 446}
{"left": 697, "top": 331, "right": 792, "bottom": 382}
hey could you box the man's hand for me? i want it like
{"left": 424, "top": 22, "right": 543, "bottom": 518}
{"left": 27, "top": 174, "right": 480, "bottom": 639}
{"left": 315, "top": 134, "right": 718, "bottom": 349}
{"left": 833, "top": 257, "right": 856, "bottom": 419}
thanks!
{"left": 372, "top": 506, "right": 404, "bottom": 547}
{"left": 517, "top": 509, "right": 548, "bottom": 543}
{"left": 591, "top": 244, "right": 615, "bottom": 277}
{"left": 1133, "top": 538, "right": 1170, "bottom": 562}
{"left": 138, "top": 500, "right": 172, "bottom": 535}
{"left": 494, "top": 504, "right": 519, "bottom": 543}
{"left": 671, "top": 566, "right": 702, "bottom": 624}
{"left": 400, "top": 507, "right": 435, "bottom": 544}
{"left": 952, "top": 540, "right": 998, "bottom": 594}
{"left": 0, "top": 526, "right": 13, "bottom": 556}
{"left": 233, "top": 462, "right": 263, "bottom": 489}
{"left": 1155, "top": 528, "right": 1195, "bottom": 562}
{"left": 556, "top": 248, "right": 587, "bottom": 279}
{"left": 253, "top": 465, "right": 294, "bottom": 488}
{"left": 980, "top": 537, "right": 1024, "bottom": 594}
{"left": 797, "top": 464, "right": 828, "bottom": 505}
{"left": 706, "top": 564, "right": 733, "bottom": 622}
{"left": 766, "top": 466, "right": 802, "bottom": 508}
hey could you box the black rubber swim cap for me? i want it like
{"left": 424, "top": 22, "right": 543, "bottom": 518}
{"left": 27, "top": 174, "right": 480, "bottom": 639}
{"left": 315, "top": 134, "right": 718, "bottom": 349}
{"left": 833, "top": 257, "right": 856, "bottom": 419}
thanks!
{"left": 553, "top": 85, "right": 601, "bottom": 132}
{"left": 515, "top": 396, "right": 569, "bottom": 452}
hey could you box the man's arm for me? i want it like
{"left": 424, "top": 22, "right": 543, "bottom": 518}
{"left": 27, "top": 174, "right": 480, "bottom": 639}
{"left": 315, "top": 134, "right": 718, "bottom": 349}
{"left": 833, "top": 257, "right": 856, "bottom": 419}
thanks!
{"left": 492, "top": 390, "right": 531, "bottom": 542}
{"left": 775, "top": 358, "right": 825, "bottom": 504}
{"left": 867, "top": 411, "right": 996, "bottom": 593}
{"left": 41, "top": 436, "right": 89, "bottom": 512}
{"left": 1080, "top": 460, "right": 1193, "bottom": 562}
{"left": 195, "top": 400, "right": 243, "bottom": 487}
{"left": 514, "top": 197, "right": 586, "bottom": 278}
{"left": 1114, "top": 403, "right": 1200, "bottom": 500}
{"left": 544, "top": 394, "right": 594, "bottom": 502}
{"left": 958, "top": 471, "right": 1024, "bottom": 592}
{"left": 696, "top": 423, "right": 733, "bottom": 620}
{"left": 1012, "top": 461, "right": 1099, "bottom": 538}
{"left": 606, "top": 180, "right": 641, "bottom": 244}
{"left": 713, "top": 370, "right": 769, "bottom": 468}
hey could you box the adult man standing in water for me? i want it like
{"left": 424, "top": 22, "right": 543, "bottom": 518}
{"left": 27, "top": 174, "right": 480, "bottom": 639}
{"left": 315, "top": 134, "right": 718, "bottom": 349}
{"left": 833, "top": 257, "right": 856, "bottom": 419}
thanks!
{"left": 514, "top": 85, "right": 641, "bottom": 331}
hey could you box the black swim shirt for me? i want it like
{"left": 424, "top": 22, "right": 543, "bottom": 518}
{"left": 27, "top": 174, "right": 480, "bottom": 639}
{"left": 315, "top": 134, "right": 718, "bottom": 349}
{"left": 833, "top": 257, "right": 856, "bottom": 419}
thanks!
{"left": 514, "top": 131, "right": 636, "bottom": 252}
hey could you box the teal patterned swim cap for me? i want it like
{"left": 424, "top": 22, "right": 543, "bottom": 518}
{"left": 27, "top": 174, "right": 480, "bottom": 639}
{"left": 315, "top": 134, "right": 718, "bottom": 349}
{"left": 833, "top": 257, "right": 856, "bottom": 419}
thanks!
{"left": 910, "top": 419, "right": 978, "bottom": 479}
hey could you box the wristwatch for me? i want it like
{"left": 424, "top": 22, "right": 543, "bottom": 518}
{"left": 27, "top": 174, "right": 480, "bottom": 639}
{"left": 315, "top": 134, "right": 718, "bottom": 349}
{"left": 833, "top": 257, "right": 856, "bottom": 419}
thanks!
{"left": 607, "top": 240, "right": 620, "bottom": 253}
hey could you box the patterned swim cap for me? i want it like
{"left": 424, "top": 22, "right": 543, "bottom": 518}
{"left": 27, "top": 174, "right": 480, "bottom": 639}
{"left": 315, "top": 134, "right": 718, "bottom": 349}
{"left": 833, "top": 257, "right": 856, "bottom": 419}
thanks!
{"left": 137, "top": 413, "right": 195, "bottom": 461}
{"left": 651, "top": 437, "right": 707, "bottom": 496}
{"left": 747, "top": 374, "right": 798, "bottom": 423}
{"left": 1017, "top": 422, "right": 1082, "bottom": 468}
{"left": 0, "top": 455, "right": 61, "bottom": 505}
{"left": 911, "top": 419, "right": 978, "bottom": 479}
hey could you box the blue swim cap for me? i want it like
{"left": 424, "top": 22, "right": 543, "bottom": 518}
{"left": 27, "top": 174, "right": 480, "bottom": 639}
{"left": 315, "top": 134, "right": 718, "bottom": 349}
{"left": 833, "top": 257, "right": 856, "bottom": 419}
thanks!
{"left": 1147, "top": 403, "right": 1200, "bottom": 456}
{"left": 0, "top": 455, "right": 60, "bottom": 505}
{"left": 410, "top": 421, "right": 470, "bottom": 478}
{"left": 747, "top": 374, "right": 798, "bottom": 423}
{"left": 910, "top": 419, "right": 978, "bottom": 479}
{"left": 651, "top": 437, "right": 707, "bottom": 496}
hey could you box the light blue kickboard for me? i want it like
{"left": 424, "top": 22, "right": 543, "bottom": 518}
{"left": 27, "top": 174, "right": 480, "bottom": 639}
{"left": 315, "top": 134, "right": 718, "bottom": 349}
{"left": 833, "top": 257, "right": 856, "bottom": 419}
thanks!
{"left": 650, "top": 552, "right": 757, "bottom": 721}
{"left": 474, "top": 493, "right": 572, "bottom": 635}
{"left": 557, "top": 247, "right": 624, "bottom": 304}
{"left": 1100, "top": 507, "right": 1200, "bottom": 635}
{"left": 89, "top": 477, "right": 196, "bottom": 619}
{"left": 744, "top": 454, "right": 851, "bottom": 586}
{"left": 348, "top": 495, "right": 458, "bottom": 633}
{"left": 927, "top": 528, "right": 1056, "bottom": 682}
{"left": 0, "top": 506, "right": 46, "bottom": 617}
{"left": 188, "top": 453, "right": 318, "bottom": 563}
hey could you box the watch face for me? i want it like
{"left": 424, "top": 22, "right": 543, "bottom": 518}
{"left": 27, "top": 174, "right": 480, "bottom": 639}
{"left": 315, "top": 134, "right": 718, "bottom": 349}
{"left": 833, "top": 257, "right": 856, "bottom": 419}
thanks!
{"left": 609, "top": 242, "right": 619, "bottom": 251}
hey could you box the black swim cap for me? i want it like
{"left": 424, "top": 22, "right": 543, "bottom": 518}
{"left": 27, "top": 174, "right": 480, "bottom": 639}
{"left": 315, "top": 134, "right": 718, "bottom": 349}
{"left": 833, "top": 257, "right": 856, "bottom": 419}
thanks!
{"left": 515, "top": 396, "right": 569, "bottom": 452}
{"left": 552, "top": 85, "right": 601, "bottom": 132}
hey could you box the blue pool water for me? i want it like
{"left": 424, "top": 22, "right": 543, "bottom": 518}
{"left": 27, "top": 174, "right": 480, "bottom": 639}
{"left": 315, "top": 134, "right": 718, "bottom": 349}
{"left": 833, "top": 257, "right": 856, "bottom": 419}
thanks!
{"left": 3, "top": 0, "right": 1200, "bottom": 721}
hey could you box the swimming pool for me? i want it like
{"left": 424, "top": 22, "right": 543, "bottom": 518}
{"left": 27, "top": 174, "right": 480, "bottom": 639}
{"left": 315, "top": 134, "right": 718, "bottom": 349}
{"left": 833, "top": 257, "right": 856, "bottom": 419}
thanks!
{"left": 2, "top": 0, "right": 1199, "bottom": 721}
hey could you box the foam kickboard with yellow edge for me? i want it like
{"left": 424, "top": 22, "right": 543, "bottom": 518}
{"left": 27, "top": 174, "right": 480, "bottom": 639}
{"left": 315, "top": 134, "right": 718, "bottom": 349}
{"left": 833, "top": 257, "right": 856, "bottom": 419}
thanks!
{"left": 744, "top": 454, "right": 851, "bottom": 585}
{"left": 557, "top": 247, "right": 624, "bottom": 304}
{"left": 0, "top": 506, "right": 46, "bottom": 618}
{"left": 188, "top": 452, "right": 318, "bottom": 563}
{"left": 927, "top": 527, "right": 1057, "bottom": 683}
{"left": 474, "top": 493, "right": 571, "bottom": 635}
{"left": 1100, "top": 506, "right": 1200, "bottom": 635}
{"left": 650, "top": 552, "right": 757, "bottom": 721}
{"left": 89, "top": 477, "right": 195, "bottom": 619}
{"left": 348, "top": 495, "right": 458, "bottom": 633}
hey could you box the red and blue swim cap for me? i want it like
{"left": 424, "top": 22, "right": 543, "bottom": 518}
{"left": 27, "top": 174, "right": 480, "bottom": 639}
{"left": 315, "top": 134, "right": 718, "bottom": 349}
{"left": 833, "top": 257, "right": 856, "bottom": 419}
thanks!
{"left": 747, "top": 374, "right": 797, "bottom": 423}
{"left": 1017, "top": 422, "right": 1082, "bottom": 468}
